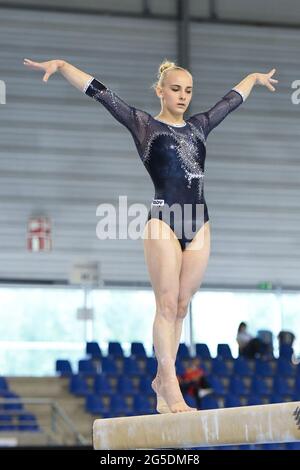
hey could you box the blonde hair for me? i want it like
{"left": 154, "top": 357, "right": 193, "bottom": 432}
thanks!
{"left": 150, "top": 58, "right": 192, "bottom": 91}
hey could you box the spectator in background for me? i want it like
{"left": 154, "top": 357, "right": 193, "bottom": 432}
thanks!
{"left": 277, "top": 330, "right": 295, "bottom": 361}
{"left": 237, "top": 322, "right": 268, "bottom": 359}
{"left": 179, "top": 358, "right": 212, "bottom": 409}
{"left": 278, "top": 330, "right": 295, "bottom": 347}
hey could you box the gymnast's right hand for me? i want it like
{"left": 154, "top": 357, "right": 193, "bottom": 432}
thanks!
{"left": 23, "top": 58, "right": 64, "bottom": 82}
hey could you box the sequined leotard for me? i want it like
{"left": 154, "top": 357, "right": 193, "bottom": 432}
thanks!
{"left": 84, "top": 77, "right": 244, "bottom": 250}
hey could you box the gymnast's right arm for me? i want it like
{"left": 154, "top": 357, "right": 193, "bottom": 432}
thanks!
{"left": 23, "top": 58, "right": 150, "bottom": 146}
{"left": 23, "top": 58, "right": 93, "bottom": 92}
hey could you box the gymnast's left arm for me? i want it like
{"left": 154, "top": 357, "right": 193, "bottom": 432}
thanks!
{"left": 232, "top": 68, "right": 278, "bottom": 101}
{"left": 189, "top": 68, "right": 278, "bottom": 139}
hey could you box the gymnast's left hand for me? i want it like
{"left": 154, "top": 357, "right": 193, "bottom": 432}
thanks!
{"left": 254, "top": 68, "right": 278, "bottom": 92}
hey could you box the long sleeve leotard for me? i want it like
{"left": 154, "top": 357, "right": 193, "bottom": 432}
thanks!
{"left": 84, "top": 77, "right": 244, "bottom": 250}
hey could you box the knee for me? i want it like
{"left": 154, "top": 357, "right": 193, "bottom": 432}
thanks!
{"left": 156, "top": 292, "right": 178, "bottom": 322}
{"left": 177, "top": 293, "right": 193, "bottom": 319}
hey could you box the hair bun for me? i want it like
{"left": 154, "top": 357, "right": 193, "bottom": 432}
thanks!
{"left": 150, "top": 58, "right": 190, "bottom": 91}
{"left": 158, "top": 60, "right": 176, "bottom": 77}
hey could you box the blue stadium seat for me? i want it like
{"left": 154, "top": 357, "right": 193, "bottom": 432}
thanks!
{"left": 279, "top": 345, "right": 294, "bottom": 361}
{"left": 86, "top": 342, "right": 103, "bottom": 359}
{"left": 273, "top": 376, "right": 295, "bottom": 395}
{"left": 78, "top": 359, "right": 97, "bottom": 376}
{"left": 0, "top": 414, "right": 12, "bottom": 422}
{"left": 212, "top": 358, "right": 233, "bottom": 377}
{"left": 251, "top": 376, "right": 273, "bottom": 396}
{"left": 139, "top": 376, "right": 153, "bottom": 395}
{"left": 69, "top": 375, "right": 90, "bottom": 396}
{"left": 184, "top": 395, "right": 198, "bottom": 409}
{"left": 195, "top": 343, "right": 212, "bottom": 360}
{"left": 18, "top": 414, "right": 39, "bottom": 432}
{"left": 295, "top": 375, "right": 300, "bottom": 392}
{"left": 0, "top": 425, "right": 18, "bottom": 431}
{"left": 0, "top": 390, "right": 16, "bottom": 398}
{"left": 200, "top": 359, "right": 213, "bottom": 375}
{"left": 269, "top": 393, "right": 283, "bottom": 404}
{"left": 131, "top": 342, "right": 147, "bottom": 358}
{"left": 175, "top": 360, "right": 186, "bottom": 376}
{"left": 177, "top": 344, "right": 191, "bottom": 359}
{"left": 17, "top": 424, "right": 40, "bottom": 432}
{"left": 277, "top": 358, "right": 296, "bottom": 377}
{"left": 3, "top": 403, "right": 23, "bottom": 411}
{"left": 55, "top": 360, "right": 73, "bottom": 377}
{"left": 94, "top": 374, "right": 114, "bottom": 395}
{"left": 101, "top": 357, "right": 118, "bottom": 375}
{"left": 229, "top": 376, "right": 251, "bottom": 396}
{"left": 2, "top": 392, "right": 23, "bottom": 411}
{"left": 217, "top": 344, "right": 233, "bottom": 360}
{"left": 108, "top": 342, "right": 124, "bottom": 358}
{"left": 1, "top": 391, "right": 18, "bottom": 399}
{"left": 110, "top": 395, "right": 132, "bottom": 415}
{"left": 146, "top": 357, "right": 157, "bottom": 376}
{"left": 19, "top": 413, "right": 37, "bottom": 423}
{"left": 247, "top": 395, "right": 263, "bottom": 406}
{"left": 255, "top": 359, "right": 276, "bottom": 377}
{"left": 123, "top": 357, "right": 143, "bottom": 376}
{"left": 224, "top": 395, "right": 243, "bottom": 408}
{"left": 117, "top": 376, "right": 137, "bottom": 395}
{"left": 133, "top": 395, "right": 155, "bottom": 415}
{"left": 201, "top": 396, "right": 220, "bottom": 410}
{"left": 0, "top": 378, "right": 9, "bottom": 391}
{"left": 234, "top": 357, "right": 255, "bottom": 377}
{"left": 85, "top": 395, "right": 110, "bottom": 416}
{"left": 208, "top": 376, "right": 227, "bottom": 396}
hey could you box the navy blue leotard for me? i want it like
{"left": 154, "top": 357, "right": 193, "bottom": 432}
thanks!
{"left": 84, "top": 77, "right": 244, "bottom": 251}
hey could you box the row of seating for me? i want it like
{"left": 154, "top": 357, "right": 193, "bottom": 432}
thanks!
{"left": 57, "top": 355, "right": 300, "bottom": 378}
{"left": 210, "top": 375, "right": 299, "bottom": 396}
{"left": 84, "top": 391, "right": 296, "bottom": 416}
{"left": 201, "top": 357, "right": 299, "bottom": 377}
{"left": 82, "top": 341, "right": 295, "bottom": 360}
{"left": 0, "top": 378, "right": 39, "bottom": 432}
{"left": 69, "top": 372, "right": 300, "bottom": 398}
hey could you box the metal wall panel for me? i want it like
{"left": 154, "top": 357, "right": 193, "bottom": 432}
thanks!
{"left": 190, "top": 21, "right": 300, "bottom": 287}
{"left": 0, "top": 7, "right": 299, "bottom": 287}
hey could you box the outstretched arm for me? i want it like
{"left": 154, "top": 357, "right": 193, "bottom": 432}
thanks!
{"left": 23, "top": 58, "right": 92, "bottom": 92}
{"left": 232, "top": 68, "right": 278, "bottom": 101}
{"left": 189, "top": 68, "right": 279, "bottom": 139}
{"left": 23, "top": 58, "right": 150, "bottom": 150}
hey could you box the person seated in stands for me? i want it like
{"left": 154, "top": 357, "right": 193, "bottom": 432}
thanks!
{"left": 277, "top": 330, "right": 295, "bottom": 347}
{"left": 236, "top": 322, "right": 268, "bottom": 359}
{"left": 178, "top": 358, "right": 212, "bottom": 409}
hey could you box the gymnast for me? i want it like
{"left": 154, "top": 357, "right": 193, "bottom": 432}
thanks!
{"left": 24, "top": 56, "right": 278, "bottom": 413}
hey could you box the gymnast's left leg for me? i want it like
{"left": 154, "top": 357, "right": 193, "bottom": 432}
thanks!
{"left": 175, "top": 221, "right": 211, "bottom": 358}
{"left": 153, "top": 221, "right": 211, "bottom": 411}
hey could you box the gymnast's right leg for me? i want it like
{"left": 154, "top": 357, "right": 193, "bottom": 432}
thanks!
{"left": 143, "top": 218, "right": 196, "bottom": 413}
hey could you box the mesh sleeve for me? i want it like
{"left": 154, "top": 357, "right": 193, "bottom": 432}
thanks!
{"left": 84, "top": 77, "right": 150, "bottom": 149}
{"left": 189, "top": 89, "right": 244, "bottom": 139}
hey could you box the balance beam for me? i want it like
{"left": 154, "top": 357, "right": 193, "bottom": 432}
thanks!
{"left": 93, "top": 401, "right": 300, "bottom": 449}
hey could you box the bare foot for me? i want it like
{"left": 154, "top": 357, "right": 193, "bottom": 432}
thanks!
{"left": 151, "top": 376, "right": 171, "bottom": 414}
{"left": 157, "top": 376, "right": 197, "bottom": 413}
